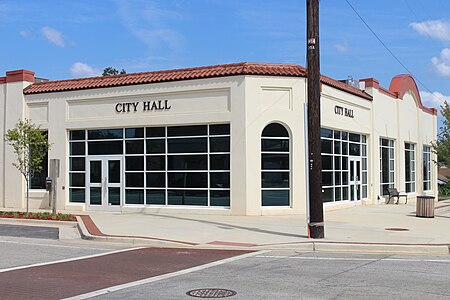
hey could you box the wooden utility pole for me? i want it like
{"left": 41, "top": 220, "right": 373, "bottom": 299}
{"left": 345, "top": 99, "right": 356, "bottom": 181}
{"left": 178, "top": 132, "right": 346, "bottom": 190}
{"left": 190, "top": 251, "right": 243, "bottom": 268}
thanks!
{"left": 307, "top": 0, "right": 324, "bottom": 238}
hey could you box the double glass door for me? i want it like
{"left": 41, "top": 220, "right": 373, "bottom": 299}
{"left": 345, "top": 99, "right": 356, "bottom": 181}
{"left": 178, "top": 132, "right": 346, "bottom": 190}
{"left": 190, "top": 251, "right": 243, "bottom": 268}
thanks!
{"left": 349, "top": 157, "right": 361, "bottom": 202}
{"left": 87, "top": 156, "right": 123, "bottom": 210}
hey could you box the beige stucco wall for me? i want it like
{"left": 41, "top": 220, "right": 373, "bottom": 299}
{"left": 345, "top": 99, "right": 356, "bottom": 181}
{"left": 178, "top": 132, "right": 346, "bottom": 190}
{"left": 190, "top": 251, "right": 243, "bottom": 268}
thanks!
{"left": 0, "top": 73, "right": 438, "bottom": 215}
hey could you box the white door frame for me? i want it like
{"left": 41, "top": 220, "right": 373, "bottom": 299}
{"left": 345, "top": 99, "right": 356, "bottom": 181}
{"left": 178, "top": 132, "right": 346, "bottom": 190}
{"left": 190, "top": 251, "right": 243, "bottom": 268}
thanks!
{"left": 86, "top": 156, "right": 123, "bottom": 210}
{"left": 349, "top": 156, "right": 362, "bottom": 202}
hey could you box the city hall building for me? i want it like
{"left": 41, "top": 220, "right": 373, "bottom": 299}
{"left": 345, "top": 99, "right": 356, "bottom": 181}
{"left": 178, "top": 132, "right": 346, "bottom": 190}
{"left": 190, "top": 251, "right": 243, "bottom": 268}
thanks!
{"left": 0, "top": 62, "right": 438, "bottom": 215}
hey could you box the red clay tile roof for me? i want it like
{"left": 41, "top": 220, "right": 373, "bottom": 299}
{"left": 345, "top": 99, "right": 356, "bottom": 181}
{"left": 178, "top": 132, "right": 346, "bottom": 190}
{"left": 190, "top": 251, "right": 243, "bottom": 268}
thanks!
{"left": 23, "top": 62, "right": 372, "bottom": 100}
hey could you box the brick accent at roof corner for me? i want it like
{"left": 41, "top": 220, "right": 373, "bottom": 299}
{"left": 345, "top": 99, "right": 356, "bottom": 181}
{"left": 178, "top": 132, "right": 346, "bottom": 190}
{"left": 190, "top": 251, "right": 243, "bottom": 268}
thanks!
{"left": 22, "top": 62, "right": 370, "bottom": 100}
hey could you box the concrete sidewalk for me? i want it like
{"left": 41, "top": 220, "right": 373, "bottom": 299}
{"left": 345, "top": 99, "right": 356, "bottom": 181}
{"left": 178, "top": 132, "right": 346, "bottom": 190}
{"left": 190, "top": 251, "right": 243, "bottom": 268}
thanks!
{"left": 76, "top": 199, "right": 450, "bottom": 255}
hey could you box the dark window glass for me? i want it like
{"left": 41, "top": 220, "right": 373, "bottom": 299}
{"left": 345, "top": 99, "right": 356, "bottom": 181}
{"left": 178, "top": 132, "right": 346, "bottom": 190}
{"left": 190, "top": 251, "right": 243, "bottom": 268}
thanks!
{"left": 30, "top": 149, "right": 48, "bottom": 189}
{"left": 168, "top": 190, "right": 208, "bottom": 206}
{"left": 125, "top": 173, "right": 144, "bottom": 187}
{"left": 108, "top": 187, "right": 121, "bottom": 206}
{"left": 262, "top": 154, "right": 289, "bottom": 170}
{"left": 341, "top": 132, "right": 348, "bottom": 140}
{"left": 69, "top": 188, "right": 85, "bottom": 203}
{"left": 342, "top": 157, "right": 348, "bottom": 170}
{"left": 88, "top": 141, "right": 123, "bottom": 155}
{"left": 335, "top": 187, "right": 342, "bottom": 202}
{"left": 321, "top": 139, "right": 332, "bottom": 154}
{"left": 126, "top": 156, "right": 144, "bottom": 171}
{"left": 70, "top": 142, "right": 85, "bottom": 155}
{"left": 168, "top": 155, "right": 207, "bottom": 170}
{"left": 210, "top": 137, "right": 230, "bottom": 152}
{"left": 349, "top": 143, "right": 360, "bottom": 156}
{"left": 168, "top": 172, "right": 207, "bottom": 188}
{"left": 261, "top": 139, "right": 289, "bottom": 152}
{"left": 70, "top": 173, "right": 85, "bottom": 187}
{"left": 88, "top": 129, "right": 123, "bottom": 140}
{"left": 126, "top": 140, "right": 144, "bottom": 154}
{"left": 108, "top": 160, "right": 121, "bottom": 183}
{"left": 322, "top": 171, "right": 333, "bottom": 186}
{"left": 343, "top": 186, "right": 349, "bottom": 200}
{"left": 210, "top": 190, "right": 230, "bottom": 206}
{"left": 146, "top": 139, "right": 165, "bottom": 154}
{"left": 168, "top": 138, "right": 207, "bottom": 153}
{"left": 342, "top": 142, "right": 348, "bottom": 155}
{"left": 168, "top": 125, "right": 207, "bottom": 137}
{"left": 146, "top": 156, "right": 165, "bottom": 171}
{"left": 210, "top": 154, "right": 230, "bottom": 170}
{"left": 382, "top": 138, "right": 389, "bottom": 146}
{"left": 322, "top": 155, "right": 333, "bottom": 170}
{"left": 262, "top": 123, "right": 289, "bottom": 137}
{"left": 146, "top": 127, "right": 165, "bottom": 138}
{"left": 70, "top": 157, "right": 85, "bottom": 171}
{"left": 210, "top": 172, "right": 230, "bottom": 188}
{"left": 334, "top": 157, "right": 341, "bottom": 170}
{"left": 90, "top": 161, "right": 101, "bottom": 183}
{"left": 262, "top": 190, "right": 289, "bottom": 206}
{"left": 382, "top": 147, "right": 390, "bottom": 183}
{"left": 322, "top": 188, "right": 333, "bottom": 203}
{"left": 90, "top": 187, "right": 102, "bottom": 205}
{"left": 210, "top": 124, "right": 230, "bottom": 135}
{"left": 349, "top": 133, "right": 360, "bottom": 142}
{"left": 146, "top": 190, "right": 165, "bottom": 205}
{"left": 146, "top": 173, "right": 165, "bottom": 188}
{"left": 333, "top": 131, "right": 341, "bottom": 139}
{"left": 70, "top": 130, "right": 85, "bottom": 140}
{"left": 125, "top": 189, "right": 144, "bottom": 204}
{"left": 335, "top": 172, "right": 341, "bottom": 185}
{"left": 320, "top": 128, "right": 333, "bottom": 138}
{"left": 261, "top": 172, "right": 289, "bottom": 188}
{"left": 334, "top": 141, "right": 341, "bottom": 154}
{"left": 342, "top": 171, "right": 349, "bottom": 185}
{"left": 125, "top": 128, "right": 144, "bottom": 138}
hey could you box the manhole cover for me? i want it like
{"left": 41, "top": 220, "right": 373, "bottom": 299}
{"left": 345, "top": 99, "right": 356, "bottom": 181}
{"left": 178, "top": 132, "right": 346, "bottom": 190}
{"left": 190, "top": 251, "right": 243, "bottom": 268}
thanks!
{"left": 186, "top": 288, "right": 237, "bottom": 298}
{"left": 385, "top": 227, "right": 410, "bottom": 231}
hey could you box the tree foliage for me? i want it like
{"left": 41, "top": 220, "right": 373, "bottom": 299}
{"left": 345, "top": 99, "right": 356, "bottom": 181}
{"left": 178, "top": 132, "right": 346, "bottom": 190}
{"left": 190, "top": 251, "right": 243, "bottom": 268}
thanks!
{"left": 102, "top": 67, "right": 126, "bottom": 76}
{"left": 433, "top": 101, "right": 450, "bottom": 166}
{"left": 4, "top": 119, "right": 51, "bottom": 212}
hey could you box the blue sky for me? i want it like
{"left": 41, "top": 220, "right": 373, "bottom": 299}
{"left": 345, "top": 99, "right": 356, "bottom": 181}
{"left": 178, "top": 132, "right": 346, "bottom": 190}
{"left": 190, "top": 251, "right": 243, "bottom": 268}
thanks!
{"left": 0, "top": 0, "right": 449, "bottom": 114}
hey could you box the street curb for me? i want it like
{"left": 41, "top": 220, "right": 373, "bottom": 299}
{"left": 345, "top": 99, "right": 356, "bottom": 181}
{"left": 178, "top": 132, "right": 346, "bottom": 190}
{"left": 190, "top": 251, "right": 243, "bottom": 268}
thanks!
{"left": 75, "top": 216, "right": 198, "bottom": 248}
{"left": 75, "top": 216, "right": 450, "bottom": 255}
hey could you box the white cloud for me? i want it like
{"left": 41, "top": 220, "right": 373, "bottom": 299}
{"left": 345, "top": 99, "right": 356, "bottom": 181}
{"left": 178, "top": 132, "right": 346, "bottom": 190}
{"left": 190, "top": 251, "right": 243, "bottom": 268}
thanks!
{"left": 19, "top": 31, "right": 28, "bottom": 37}
{"left": 431, "top": 48, "right": 450, "bottom": 77}
{"left": 115, "top": 1, "right": 183, "bottom": 62}
{"left": 410, "top": 20, "right": 450, "bottom": 43}
{"left": 70, "top": 62, "right": 101, "bottom": 78}
{"left": 420, "top": 91, "right": 450, "bottom": 112}
{"left": 41, "top": 26, "right": 65, "bottom": 47}
{"left": 334, "top": 44, "right": 347, "bottom": 53}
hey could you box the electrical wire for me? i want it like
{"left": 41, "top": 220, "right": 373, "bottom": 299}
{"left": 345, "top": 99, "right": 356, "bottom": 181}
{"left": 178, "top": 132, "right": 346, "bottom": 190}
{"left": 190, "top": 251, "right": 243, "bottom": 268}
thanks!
{"left": 344, "top": 0, "right": 445, "bottom": 105}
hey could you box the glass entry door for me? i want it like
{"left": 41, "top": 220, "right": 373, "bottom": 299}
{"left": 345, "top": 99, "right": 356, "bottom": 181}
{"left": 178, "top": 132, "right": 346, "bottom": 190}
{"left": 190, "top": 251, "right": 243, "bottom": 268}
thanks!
{"left": 87, "top": 156, "right": 123, "bottom": 210}
{"left": 349, "top": 157, "right": 362, "bottom": 202}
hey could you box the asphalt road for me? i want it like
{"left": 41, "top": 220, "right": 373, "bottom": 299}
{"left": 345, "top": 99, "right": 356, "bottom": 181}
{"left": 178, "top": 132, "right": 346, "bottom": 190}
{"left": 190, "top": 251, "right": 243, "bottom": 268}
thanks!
{"left": 1, "top": 224, "right": 450, "bottom": 299}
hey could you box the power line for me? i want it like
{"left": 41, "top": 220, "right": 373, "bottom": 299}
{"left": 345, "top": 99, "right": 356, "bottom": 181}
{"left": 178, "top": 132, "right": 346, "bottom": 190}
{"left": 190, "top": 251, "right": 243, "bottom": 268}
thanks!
{"left": 344, "top": 0, "right": 444, "bottom": 105}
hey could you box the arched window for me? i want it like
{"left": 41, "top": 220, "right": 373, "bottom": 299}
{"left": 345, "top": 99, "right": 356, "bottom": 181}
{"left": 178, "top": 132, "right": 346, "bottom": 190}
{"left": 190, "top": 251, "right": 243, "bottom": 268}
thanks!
{"left": 261, "top": 123, "right": 290, "bottom": 206}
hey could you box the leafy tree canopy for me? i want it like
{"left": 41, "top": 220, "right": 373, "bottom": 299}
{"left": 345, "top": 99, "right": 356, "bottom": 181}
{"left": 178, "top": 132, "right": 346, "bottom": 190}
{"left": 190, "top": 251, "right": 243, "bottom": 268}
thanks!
{"left": 433, "top": 101, "right": 450, "bottom": 167}
{"left": 102, "top": 67, "right": 126, "bottom": 76}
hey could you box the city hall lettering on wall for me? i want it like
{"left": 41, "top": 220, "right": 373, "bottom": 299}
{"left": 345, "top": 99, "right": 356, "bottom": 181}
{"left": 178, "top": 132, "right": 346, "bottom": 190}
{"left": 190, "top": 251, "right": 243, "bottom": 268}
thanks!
{"left": 115, "top": 100, "right": 171, "bottom": 113}
{"left": 334, "top": 105, "right": 354, "bottom": 118}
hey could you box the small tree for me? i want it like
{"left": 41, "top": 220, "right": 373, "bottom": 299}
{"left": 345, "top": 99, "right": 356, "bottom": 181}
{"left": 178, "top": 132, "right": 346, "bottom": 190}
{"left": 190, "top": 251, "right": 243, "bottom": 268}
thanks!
{"left": 102, "top": 67, "right": 126, "bottom": 76}
{"left": 432, "top": 101, "right": 450, "bottom": 166}
{"left": 4, "top": 119, "right": 51, "bottom": 213}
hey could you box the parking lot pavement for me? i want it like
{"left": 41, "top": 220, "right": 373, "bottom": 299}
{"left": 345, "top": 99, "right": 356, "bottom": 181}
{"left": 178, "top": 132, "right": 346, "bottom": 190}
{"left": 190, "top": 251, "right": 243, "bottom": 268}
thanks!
{"left": 0, "top": 223, "right": 59, "bottom": 239}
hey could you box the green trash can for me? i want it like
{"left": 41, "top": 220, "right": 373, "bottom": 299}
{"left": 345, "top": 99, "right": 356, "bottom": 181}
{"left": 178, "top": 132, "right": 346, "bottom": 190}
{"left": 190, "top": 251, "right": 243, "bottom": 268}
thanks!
{"left": 416, "top": 196, "right": 435, "bottom": 218}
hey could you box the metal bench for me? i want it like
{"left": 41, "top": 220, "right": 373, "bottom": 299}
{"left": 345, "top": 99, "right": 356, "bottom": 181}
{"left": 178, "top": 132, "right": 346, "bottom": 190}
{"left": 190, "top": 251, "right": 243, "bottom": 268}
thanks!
{"left": 387, "top": 188, "right": 408, "bottom": 204}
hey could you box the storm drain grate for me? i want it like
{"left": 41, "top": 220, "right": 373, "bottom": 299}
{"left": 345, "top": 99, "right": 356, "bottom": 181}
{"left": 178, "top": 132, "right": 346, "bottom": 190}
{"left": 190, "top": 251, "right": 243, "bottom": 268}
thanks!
{"left": 385, "top": 227, "right": 410, "bottom": 231}
{"left": 187, "top": 288, "right": 237, "bottom": 298}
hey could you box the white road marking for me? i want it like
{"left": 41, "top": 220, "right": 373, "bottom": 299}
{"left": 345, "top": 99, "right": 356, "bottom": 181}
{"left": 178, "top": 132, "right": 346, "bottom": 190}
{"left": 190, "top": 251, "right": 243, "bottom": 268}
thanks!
{"left": 0, "top": 247, "right": 143, "bottom": 273}
{"left": 254, "top": 255, "right": 450, "bottom": 263}
{"left": 0, "top": 239, "right": 112, "bottom": 251}
{"left": 64, "top": 250, "right": 271, "bottom": 300}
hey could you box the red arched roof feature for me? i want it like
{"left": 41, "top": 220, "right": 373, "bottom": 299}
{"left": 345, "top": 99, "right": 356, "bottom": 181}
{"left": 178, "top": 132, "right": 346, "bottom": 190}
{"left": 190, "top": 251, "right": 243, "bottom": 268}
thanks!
{"left": 388, "top": 74, "right": 437, "bottom": 115}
